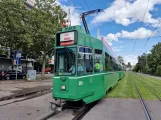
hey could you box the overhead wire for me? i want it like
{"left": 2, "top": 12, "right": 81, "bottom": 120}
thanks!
{"left": 138, "top": 20, "right": 161, "bottom": 57}
{"left": 145, "top": 21, "right": 161, "bottom": 47}
{"left": 133, "top": 0, "right": 150, "bottom": 52}
{"left": 83, "top": 0, "right": 107, "bottom": 36}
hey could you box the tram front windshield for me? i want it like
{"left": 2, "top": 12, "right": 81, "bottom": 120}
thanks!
{"left": 55, "top": 47, "right": 76, "bottom": 75}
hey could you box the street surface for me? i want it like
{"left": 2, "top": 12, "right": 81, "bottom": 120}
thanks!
{"left": 0, "top": 80, "right": 52, "bottom": 100}
{"left": 140, "top": 73, "right": 161, "bottom": 80}
{"left": 83, "top": 98, "right": 161, "bottom": 120}
{"left": 0, "top": 93, "right": 53, "bottom": 120}
{"left": 1, "top": 96, "right": 161, "bottom": 120}
{"left": 145, "top": 100, "right": 161, "bottom": 120}
{"left": 0, "top": 73, "right": 161, "bottom": 120}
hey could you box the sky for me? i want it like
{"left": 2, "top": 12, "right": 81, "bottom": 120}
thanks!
{"left": 57, "top": 0, "right": 161, "bottom": 65}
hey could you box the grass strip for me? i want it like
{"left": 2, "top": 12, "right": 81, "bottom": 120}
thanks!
{"left": 106, "top": 72, "right": 161, "bottom": 100}
{"left": 106, "top": 72, "right": 138, "bottom": 98}
{"left": 134, "top": 73, "right": 161, "bottom": 99}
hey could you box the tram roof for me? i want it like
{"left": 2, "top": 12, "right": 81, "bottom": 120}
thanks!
{"left": 59, "top": 25, "right": 118, "bottom": 62}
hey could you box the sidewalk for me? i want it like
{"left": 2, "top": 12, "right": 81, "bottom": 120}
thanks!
{"left": 0, "top": 80, "right": 52, "bottom": 101}
{"left": 137, "top": 73, "right": 161, "bottom": 80}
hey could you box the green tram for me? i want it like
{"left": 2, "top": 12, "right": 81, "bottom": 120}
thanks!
{"left": 53, "top": 25, "right": 124, "bottom": 106}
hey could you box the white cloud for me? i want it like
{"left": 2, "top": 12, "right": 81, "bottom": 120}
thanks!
{"left": 104, "top": 27, "right": 155, "bottom": 45}
{"left": 121, "top": 27, "right": 155, "bottom": 39}
{"left": 123, "top": 55, "right": 138, "bottom": 65}
{"left": 57, "top": 1, "right": 80, "bottom": 26}
{"left": 104, "top": 32, "right": 121, "bottom": 45}
{"left": 92, "top": 0, "right": 161, "bottom": 27}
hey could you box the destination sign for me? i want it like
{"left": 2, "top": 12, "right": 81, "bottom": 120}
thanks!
{"left": 60, "top": 32, "right": 74, "bottom": 46}
{"left": 60, "top": 32, "right": 74, "bottom": 42}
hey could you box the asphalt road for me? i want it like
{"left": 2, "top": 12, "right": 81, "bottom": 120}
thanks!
{"left": 1, "top": 95, "right": 161, "bottom": 120}
{"left": 0, "top": 93, "right": 54, "bottom": 120}
{"left": 83, "top": 98, "right": 148, "bottom": 120}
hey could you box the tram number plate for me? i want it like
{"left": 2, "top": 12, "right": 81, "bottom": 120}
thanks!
{"left": 61, "top": 85, "right": 66, "bottom": 90}
{"left": 79, "top": 81, "right": 83, "bottom": 86}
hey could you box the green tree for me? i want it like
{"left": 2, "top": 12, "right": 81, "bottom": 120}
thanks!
{"left": 118, "top": 56, "right": 124, "bottom": 64}
{"left": 133, "top": 53, "right": 149, "bottom": 73}
{"left": 0, "top": 0, "right": 29, "bottom": 53}
{"left": 155, "top": 65, "right": 161, "bottom": 76}
{"left": 0, "top": 0, "right": 66, "bottom": 79}
{"left": 29, "top": 0, "right": 65, "bottom": 79}
{"left": 138, "top": 53, "right": 147, "bottom": 72}
{"left": 127, "top": 62, "right": 132, "bottom": 68}
{"left": 134, "top": 42, "right": 161, "bottom": 75}
{"left": 148, "top": 42, "right": 161, "bottom": 75}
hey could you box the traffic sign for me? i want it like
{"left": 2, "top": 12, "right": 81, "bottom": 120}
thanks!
{"left": 14, "top": 51, "right": 21, "bottom": 65}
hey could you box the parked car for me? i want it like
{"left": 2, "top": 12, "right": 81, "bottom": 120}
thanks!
{"left": 5, "top": 70, "right": 26, "bottom": 80}
{"left": 0, "top": 71, "right": 2, "bottom": 80}
{"left": 0, "top": 70, "right": 6, "bottom": 80}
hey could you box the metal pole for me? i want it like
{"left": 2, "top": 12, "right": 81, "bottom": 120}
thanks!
{"left": 7, "top": 47, "right": 10, "bottom": 59}
{"left": 16, "top": 63, "right": 18, "bottom": 80}
{"left": 33, "top": 60, "right": 34, "bottom": 70}
{"left": 146, "top": 50, "right": 147, "bottom": 67}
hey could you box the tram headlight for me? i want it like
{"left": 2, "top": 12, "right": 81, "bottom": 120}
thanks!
{"left": 61, "top": 85, "right": 66, "bottom": 90}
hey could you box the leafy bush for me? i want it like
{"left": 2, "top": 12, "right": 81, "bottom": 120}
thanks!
{"left": 142, "top": 66, "right": 152, "bottom": 74}
{"left": 155, "top": 65, "right": 161, "bottom": 76}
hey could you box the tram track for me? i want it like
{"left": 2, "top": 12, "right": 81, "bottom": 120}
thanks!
{"left": 131, "top": 78, "right": 152, "bottom": 120}
{"left": 137, "top": 79, "right": 161, "bottom": 102}
{"left": 0, "top": 89, "right": 52, "bottom": 107}
{"left": 39, "top": 101, "right": 97, "bottom": 120}
{"left": 130, "top": 73, "right": 161, "bottom": 120}
{"left": 39, "top": 111, "right": 58, "bottom": 120}
{"left": 72, "top": 102, "right": 96, "bottom": 120}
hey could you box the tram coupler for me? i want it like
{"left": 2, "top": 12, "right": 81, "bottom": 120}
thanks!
{"left": 49, "top": 100, "right": 65, "bottom": 112}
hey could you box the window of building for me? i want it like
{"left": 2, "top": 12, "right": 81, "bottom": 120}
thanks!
{"left": 78, "top": 46, "right": 93, "bottom": 75}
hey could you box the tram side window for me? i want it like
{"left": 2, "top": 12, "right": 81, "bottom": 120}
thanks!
{"left": 108, "top": 56, "right": 114, "bottom": 71}
{"left": 113, "top": 59, "right": 118, "bottom": 71}
{"left": 110, "top": 58, "right": 119, "bottom": 71}
{"left": 78, "top": 47, "right": 93, "bottom": 75}
{"left": 94, "top": 49, "right": 103, "bottom": 72}
{"left": 105, "top": 52, "right": 111, "bottom": 71}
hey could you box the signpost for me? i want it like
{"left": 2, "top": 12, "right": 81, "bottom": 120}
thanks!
{"left": 14, "top": 51, "right": 21, "bottom": 80}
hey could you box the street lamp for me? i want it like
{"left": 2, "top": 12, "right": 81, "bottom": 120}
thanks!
{"left": 7, "top": 47, "right": 10, "bottom": 58}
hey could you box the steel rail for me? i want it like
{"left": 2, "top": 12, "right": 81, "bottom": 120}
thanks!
{"left": 72, "top": 106, "right": 90, "bottom": 120}
{"left": 137, "top": 79, "right": 161, "bottom": 102}
{"left": 39, "top": 105, "right": 90, "bottom": 120}
{"left": 72, "top": 101, "right": 97, "bottom": 120}
{"left": 131, "top": 79, "right": 152, "bottom": 120}
{"left": 38, "top": 105, "right": 90, "bottom": 120}
{"left": 39, "top": 111, "right": 58, "bottom": 120}
{"left": 0, "top": 89, "right": 51, "bottom": 107}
